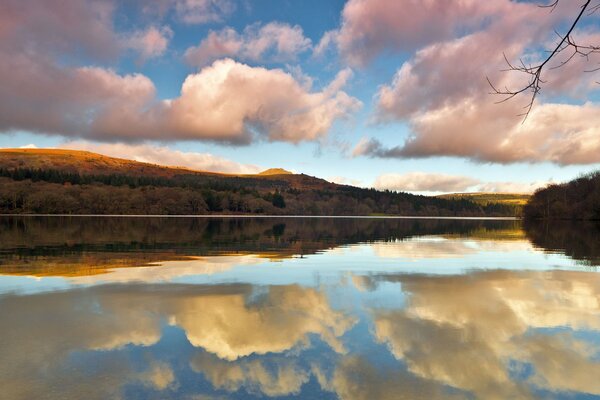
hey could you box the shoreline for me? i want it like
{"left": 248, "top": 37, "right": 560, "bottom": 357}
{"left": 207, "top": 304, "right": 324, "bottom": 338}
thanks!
{"left": 0, "top": 214, "right": 520, "bottom": 220}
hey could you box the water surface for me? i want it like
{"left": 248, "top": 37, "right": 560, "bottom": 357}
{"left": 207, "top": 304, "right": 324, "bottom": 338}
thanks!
{"left": 1, "top": 216, "right": 600, "bottom": 399}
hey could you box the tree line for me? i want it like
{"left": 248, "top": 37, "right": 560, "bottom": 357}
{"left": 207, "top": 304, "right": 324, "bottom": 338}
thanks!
{"left": 524, "top": 171, "right": 600, "bottom": 220}
{"left": 0, "top": 167, "right": 519, "bottom": 216}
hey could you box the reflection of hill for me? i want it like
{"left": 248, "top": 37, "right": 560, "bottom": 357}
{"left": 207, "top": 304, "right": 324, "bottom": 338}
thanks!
{"left": 523, "top": 219, "right": 600, "bottom": 266}
{"left": 0, "top": 216, "right": 521, "bottom": 277}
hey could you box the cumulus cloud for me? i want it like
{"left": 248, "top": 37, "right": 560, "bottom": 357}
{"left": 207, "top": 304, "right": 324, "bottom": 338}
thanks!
{"left": 372, "top": 171, "right": 546, "bottom": 194}
{"left": 1, "top": 0, "right": 357, "bottom": 145}
{"left": 0, "top": 57, "right": 360, "bottom": 144}
{"left": 363, "top": 100, "right": 600, "bottom": 165}
{"left": 0, "top": 0, "right": 119, "bottom": 61}
{"left": 61, "top": 141, "right": 262, "bottom": 174}
{"left": 124, "top": 26, "right": 173, "bottom": 61}
{"left": 339, "top": 0, "right": 600, "bottom": 165}
{"left": 330, "top": 0, "right": 512, "bottom": 66}
{"left": 185, "top": 22, "right": 311, "bottom": 67}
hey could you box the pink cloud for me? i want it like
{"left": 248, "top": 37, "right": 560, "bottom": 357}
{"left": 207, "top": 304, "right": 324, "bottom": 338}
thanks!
{"left": 124, "top": 26, "right": 173, "bottom": 61}
{"left": 347, "top": 0, "right": 600, "bottom": 165}
{"left": 0, "top": 0, "right": 119, "bottom": 61}
{"left": 0, "top": 56, "right": 360, "bottom": 144}
{"left": 332, "top": 0, "right": 515, "bottom": 66}
{"left": 185, "top": 22, "right": 311, "bottom": 67}
{"left": 0, "top": 54, "right": 155, "bottom": 137}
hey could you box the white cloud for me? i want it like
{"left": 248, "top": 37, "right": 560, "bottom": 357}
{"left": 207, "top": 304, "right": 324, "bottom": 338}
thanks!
{"left": 61, "top": 141, "right": 262, "bottom": 174}
{"left": 327, "top": 175, "right": 363, "bottom": 187}
{"left": 185, "top": 22, "right": 311, "bottom": 67}
{"left": 373, "top": 172, "right": 480, "bottom": 193}
{"left": 372, "top": 172, "right": 546, "bottom": 194}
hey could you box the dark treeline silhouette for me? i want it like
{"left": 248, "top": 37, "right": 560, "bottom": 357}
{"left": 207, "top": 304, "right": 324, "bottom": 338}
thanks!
{"left": 524, "top": 171, "right": 600, "bottom": 220}
{"left": 0, "top": 167, "right": 519, "bottom": 216}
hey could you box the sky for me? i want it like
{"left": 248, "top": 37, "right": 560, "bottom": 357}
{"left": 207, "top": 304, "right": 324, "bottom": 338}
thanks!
{"left": 1, "top": 0, "right": 600, "bottom": 194}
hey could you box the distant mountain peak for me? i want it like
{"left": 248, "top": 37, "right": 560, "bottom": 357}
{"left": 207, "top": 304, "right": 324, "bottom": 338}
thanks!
{"left": 258, "top": 168, "right": 293, "bottom": 176}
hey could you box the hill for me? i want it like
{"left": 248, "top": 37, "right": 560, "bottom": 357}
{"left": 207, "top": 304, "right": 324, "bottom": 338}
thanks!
{"left": 438, "top": 192, "right": 530, "bottom": 209}
{"left": 524, "top": 171, "right": 600, "bottom": 220}
{"left": 258, "top": 168, "right": 293, "bottom": 176}
{"left": 0, "top": 148, "right": 518, "bottom": 216}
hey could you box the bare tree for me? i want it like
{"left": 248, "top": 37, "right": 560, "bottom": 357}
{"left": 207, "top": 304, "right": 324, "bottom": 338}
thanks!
{"left": 488, "top": 0, "right": 600, "bottom": 120}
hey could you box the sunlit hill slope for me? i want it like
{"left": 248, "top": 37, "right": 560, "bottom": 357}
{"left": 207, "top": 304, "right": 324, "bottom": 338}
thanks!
{"left": 0, "top": 149, "right": 519, "bottom": 216}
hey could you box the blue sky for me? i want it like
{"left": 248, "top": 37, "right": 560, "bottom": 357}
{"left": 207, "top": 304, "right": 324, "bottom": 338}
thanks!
{"left": 2, "top": 0, "right": 600, "bottom": 193}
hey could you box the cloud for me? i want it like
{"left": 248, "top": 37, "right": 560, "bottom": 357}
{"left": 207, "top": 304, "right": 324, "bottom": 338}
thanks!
{"left": 124, "top": 26, "right": 173, "bottom": 61}
{"left": 0, "top": 0, "right": 356, "bottom": 146}
{"left": 174, "top": 0, "right": 235, "bottom": 24}
{"left": 364, "top": 100, "right": 600, "bottom": 165}
{"left": 371, "top": 171, "right": 545, "bottom": 194}
{"left": 339, "top": 0, "right": 600, "bottom": 165}
{"left": 476, "top": 180, "right": 548, "bottom": 194}
{"left": 61, "top": 141, "right": 262, "bottom": 174}
{"left": 185, "top": 22, "right": 311, "bottom": 67}
{"left": 373, "top": 172, "right": 480, "bottom": 192}
{"left": 313, "top": 30, "right": 338, "bottom": 58}
{"left": 0, "top": 0, "right": 119, "bottom": 61}
{"left": 191, "top": 354, "right": 309, "bottom": 397}
{"left": 327, "top": 176, "right": 363, "bottom": 187}
{"left": 0, "top": 58, "right": 360, "bottom": 144}
{"left": 331, "top": 0, "right": 511, "bottom": 66}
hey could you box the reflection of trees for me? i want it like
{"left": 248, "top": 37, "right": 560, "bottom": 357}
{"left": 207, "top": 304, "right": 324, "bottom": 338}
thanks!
{"left": 524, "top": 219, "right": 600, "bottom": 266}
{"left": 0, "top": 216, "right": 521, "bottom": 276}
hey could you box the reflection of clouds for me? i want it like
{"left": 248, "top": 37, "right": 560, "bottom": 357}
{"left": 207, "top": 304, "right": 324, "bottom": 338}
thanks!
{"left": 522, "top": 333, "right": 600, "bottom": 395}
{"left": 372, "top": 238, "right": 476, "bottom": 259}
{"left": 371, "top": 237, "right": 533, "bottom": 260}
{"left": 0, "top": 283, "right": 354, "bottom": 399}
{"left": 314, "top": 356, "right": 464, "bottom": 400}
{"left": 191, "top": 353, "right": 309, "bottom": 397}
{"left": 367, "top": 270, "right": 600, "bottom": 398}
{"left": 139, "top": 361, "right": 177, "bottom": 391}
{"left": 71, "top": 255, "right": 265, "bottom": 284}
{"left": 0, "top": 288, "right": 167, "bottom": 399}
{"left": 176, "top": 284, "right": 355, "bottom": 360}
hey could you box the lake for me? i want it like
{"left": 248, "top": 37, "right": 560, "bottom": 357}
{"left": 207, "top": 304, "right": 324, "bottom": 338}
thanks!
{"left": 1, "top": 216, "right": 600, "bottom": 399}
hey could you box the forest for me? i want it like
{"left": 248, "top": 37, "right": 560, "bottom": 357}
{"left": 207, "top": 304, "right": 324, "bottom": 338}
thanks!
{"left": 523, "top": 171, "right": 600, "bottom": 220}
{"left": 0, "top": 166, "right": 519, "bottom": 216}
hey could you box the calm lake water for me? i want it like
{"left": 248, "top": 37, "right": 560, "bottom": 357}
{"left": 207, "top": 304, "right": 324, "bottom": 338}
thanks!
{"left": 1, "top": 216, "right": 600, "bottom": 400}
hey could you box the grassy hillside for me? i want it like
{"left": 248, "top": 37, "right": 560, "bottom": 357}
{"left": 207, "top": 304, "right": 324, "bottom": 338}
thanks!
{"left": 438, "top": 192, "right": 530, "bottom": 206}
{"left": 0, "top": 149, "right": 334, "bottom": 191}
{"left": 0, "top": 149, "right": 519, "bottom": 216}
